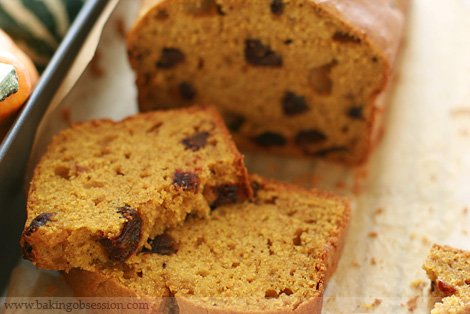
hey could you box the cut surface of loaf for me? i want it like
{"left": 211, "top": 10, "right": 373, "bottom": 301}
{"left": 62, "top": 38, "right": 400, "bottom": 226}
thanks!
{"left": 21, "top": 106, "right": 252, "bottom": 272}
{"left": 423, "top": 244, "right": 470, "bottom": 314}
{"left": 63, "top": 175, "right": 351, "bottom": 314}
{"left": 127, "top": 0, "right": 408, "bottom": 165}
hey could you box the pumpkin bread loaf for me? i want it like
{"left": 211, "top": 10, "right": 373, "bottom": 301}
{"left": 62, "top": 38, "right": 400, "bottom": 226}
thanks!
{"left": 21, "top": 106, "right": 252, "bottom": 272}
{"left": 63, "top": 175, "right": 351, "bottom": 314}
{"left": 127, "top": 0, "right": 408, "bottom": 165}
{"left": 423, "top": 244, "right": 470, "bottom": 314}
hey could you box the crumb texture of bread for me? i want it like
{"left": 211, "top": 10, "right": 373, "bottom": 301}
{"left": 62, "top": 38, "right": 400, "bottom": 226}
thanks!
{"left": 127, "top": 0, "right": 407, "bottom": 165}
{"left": 21, "top": 106, "right": 251, "bottom": 272}
{"left": 423, "top": 244, "right": 470, "bottom": 314}
{"left": 63, "top": 175, "right": 350, "bottom": 314}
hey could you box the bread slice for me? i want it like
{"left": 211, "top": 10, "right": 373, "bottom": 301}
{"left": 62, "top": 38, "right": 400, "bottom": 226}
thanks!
{"left": 127, "top": 0, "right": 407, "bottom": 165}
{"left": 63, "top": 175, "right": 350, "bottom": 314}
{"left": 21, "top": 106, "right": 252, "bottom": 272}
{"left": 423, "top": 244, "right": 470, "bottom": 314}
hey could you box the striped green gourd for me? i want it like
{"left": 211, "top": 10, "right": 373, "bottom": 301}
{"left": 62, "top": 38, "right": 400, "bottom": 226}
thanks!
{"left": 0, "top": 62, "right": 18, "bottom": 102}
{"left": 0, "top": 0, "right": 86, "bottom": 71}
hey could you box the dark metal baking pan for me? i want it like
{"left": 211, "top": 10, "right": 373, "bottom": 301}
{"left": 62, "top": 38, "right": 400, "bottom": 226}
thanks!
{"left": 0, "top": 0, "right": 110, "bottom": 292}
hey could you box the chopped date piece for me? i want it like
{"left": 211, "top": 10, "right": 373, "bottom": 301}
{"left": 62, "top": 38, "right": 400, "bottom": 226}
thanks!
{"left": 265, "top": 289, "right": 279, "bottom": 299}
{"left": 216, "top": 4, "right": 226, "bottom": 15}
{"left": 295, "top": 130, "right": 327, "bottom": 147}
{"left": 244, "top": 39, "right": 282, "bottom": 67}
{"left": 173, "top": 171, "right": 198, "bottom": 192}
{"left": 178, "top": 82, "right": 196, "bottom": 100}
{"left": 156, "top": 48, "right": 185, "bottom": 69}
{"left": 24, "top": 213, "right": 56, "bottom": 236}
{"left": 281, "top": 288, "right": 294, "bottom": 296}
{"left": 21, "top": 242, "right": 33, "bottom": 259}
{"left": 212, "top": 184, "right": 239, "bottom": 207}
{"left": 332, "top": 32, "right": 361, "bottom": 43}
{"left": 250, "top": 181, "right": 261, "bottom": 199}
{"left": 184, "top": 0, "right": 222, "bottom": 16}
{"left": 143, "top": 233, "right": 179, "bottom": 256}
{"left": 314, "top": 146, "right": 348, "bottom": 157}
{"left": 437, "top": 280, "right": 457, "bottom": 296}
{"left": 224, "top": 113, "right": 245, "bottom": 132}
{"left": 99, "top": 206, "right": 142, "bottom": 262}
{"left": 282, "top": 91, "right": 310, "bottom": 116}
{"left": 156, "top": 9, "right": 169, "bottom": 20}
{"left": 182, "top": 131, "right": 210, "bottom": 151}
{"left": 347, "top": 106, "right": 364, "bottom": 120}
{"left": 254, "top": 132, "right": 286, "bottom": 147}
{"left": 270, "top": 0, "right": 284, "bottom": 15}
{"left": 22, "top": 213, "right": 55, "bottom": 260}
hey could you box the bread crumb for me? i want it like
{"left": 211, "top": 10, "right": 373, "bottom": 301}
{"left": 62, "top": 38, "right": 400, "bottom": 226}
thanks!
{"left": 352, "top": 183, "right": 362, "bottom": 195}
{"left": 374, "top": 208, "right": 384, "bottom": 215}
{"left": 61, "top": 108, "right": 72, "bottom": 127}
{"left": 115, "top": 17, "right": 127, "bottom": 39}
{"left": 463, "top": 207, "right": 468, "bottom": 214}
{"left": 89, "top": 50, "right": 105, "bottom": 78}
{"left": 422, "top": 237, "right": 430, "bottom": 245}
{"left": 371, "top": 258, "right": 377, "bottom": 265}
{"left": 352, "top": 261, "right": 361, "bottom": 267}
{"left": 368, "top": 232, "right": 378, "bottom": 238}
{"left": 451, "top": 107, "right": 470, "bottom": 116}
{"left": 335, "top": 180, "right": 347, "bottom": 189}
{"left": 358, "top": 299, "right": 382, "bottom": 311}
{"left": 407, "top": 296, "right": 419, "bottom": 312}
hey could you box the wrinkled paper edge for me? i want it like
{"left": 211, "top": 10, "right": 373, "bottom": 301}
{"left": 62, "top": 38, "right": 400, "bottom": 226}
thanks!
{"left": 24, "top": 0, "right": 119, "bottom": 191}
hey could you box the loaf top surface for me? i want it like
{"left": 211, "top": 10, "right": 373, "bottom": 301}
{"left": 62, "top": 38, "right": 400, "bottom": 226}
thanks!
{"left": 66, "top": 174, "right": 350, "bottom": 313}
{"left": 135, "top": 0, "right": 407, "bottom": 66}
{"left": 21, "top": 106, "right": 251, "bottom": 271}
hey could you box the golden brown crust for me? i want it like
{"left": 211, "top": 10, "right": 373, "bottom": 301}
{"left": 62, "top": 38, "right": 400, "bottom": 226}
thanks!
{"left": 175, "top": 295, "right": 324, "bottom": 314}
{"left": 63, "top": 269, "right": 170, "bottom": 314}
{"left": 63, "top": 269, "right": 142, "bottom": 299}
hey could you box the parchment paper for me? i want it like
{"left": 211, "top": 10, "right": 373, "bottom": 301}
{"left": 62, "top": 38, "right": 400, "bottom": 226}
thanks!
{"left": 7, "top": 0, "right": 470, "bottom": 313}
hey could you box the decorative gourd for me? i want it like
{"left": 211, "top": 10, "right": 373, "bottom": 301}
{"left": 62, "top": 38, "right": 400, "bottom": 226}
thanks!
{"left": 0, "top": 29, "right": 38, "bottom": 122}
{"left": 0, "top": 0, "right": 86, "bottom": 71}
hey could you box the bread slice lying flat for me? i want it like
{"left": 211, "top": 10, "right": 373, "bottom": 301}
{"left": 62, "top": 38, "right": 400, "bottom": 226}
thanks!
{"left": 63, "top": 175, "right": 350, "bottom": 314}
{"left": 21, "top": 106, "right": 251, "bottom": 272}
